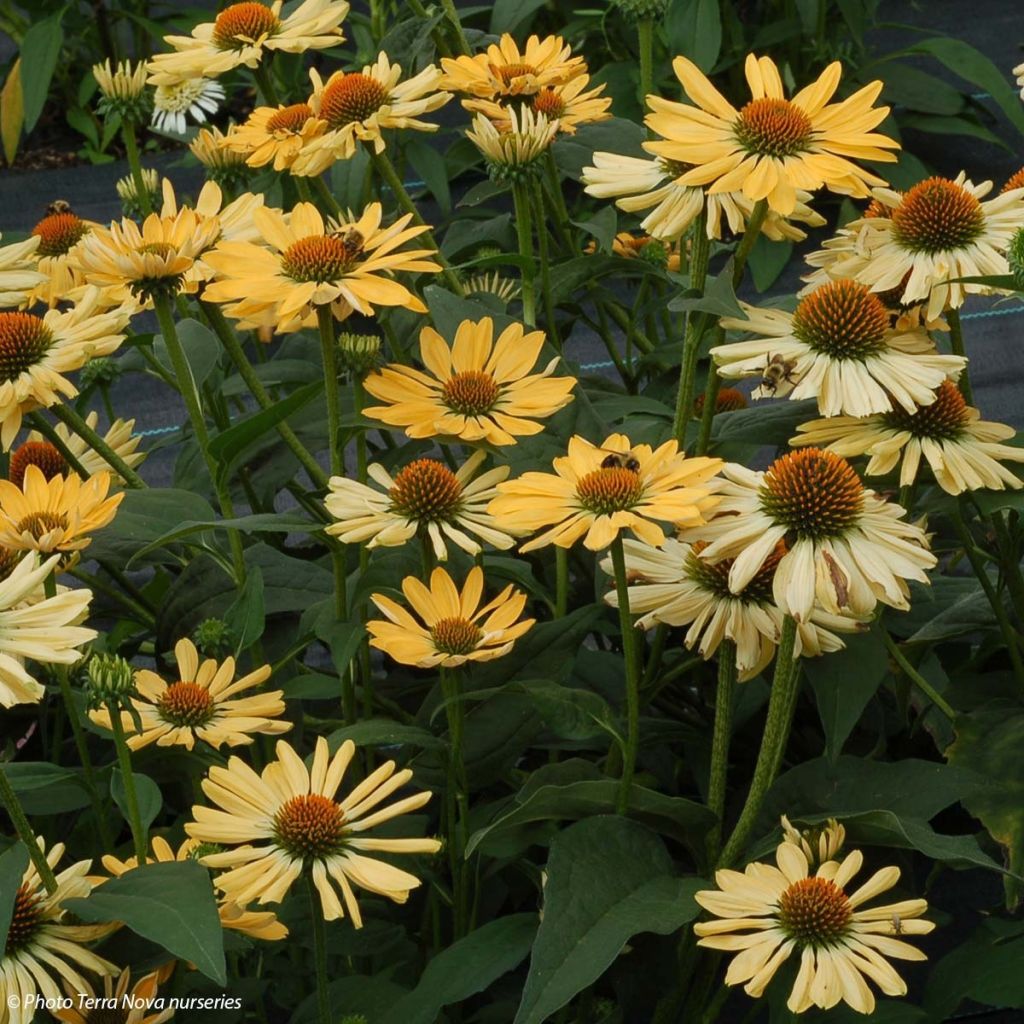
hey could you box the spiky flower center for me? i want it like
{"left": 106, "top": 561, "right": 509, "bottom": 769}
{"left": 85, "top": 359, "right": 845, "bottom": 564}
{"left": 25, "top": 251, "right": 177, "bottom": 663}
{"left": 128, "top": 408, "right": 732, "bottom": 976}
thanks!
{"left": 281, "top": 235, "right": 362, "bottom": 283}
{"left": 266, "top": 102, "right": 314, "bottom": 134}
{"left": 5, "top": 885, "right": 41, "bottom": 955}
{"left": 137, "top": 241, "right": 176, "bottom": 259}
{"left": 686, "top": 540, "right": 785, "bottom": 603}
{"left": 883, "top": 380, "right": 969, "bottom": 440}
{"left": 532, "top": 89, "right": 565, "bottom": 118}
{"left": 792, "top": 280, "right": 890, "bottom": 360}
{"left": 695, "top": 387, "right": 747, "bottom": 416}
{"left": 492, "top": 62, "right": 537, "bottom": 85}
{"left": 576, "top": 466, "right": 644, "bottom": 515}
{"left": 157, "top": 681, "right": 215, "bottom": 727}
{"left": 0, "top": 313, "right": 53, "bottom": 383}
{"left": 273, "top": 793, "right": 345, "bottom": 859}
{"left": 892, "top": 177, "right": 985, "bottom": 254}
{"left": 760, "top": 449, "right": 863, "bottom": 539}
{"left": 863, "top": 197, "right": 891, "bottom": 219}
{"left": 735, "top": 98, "right": 812, "bottom": 158}
{"left": 15, "top": 510, "right": 68, "bottom": 541}
{"left": 32, "top": 212, "right": 88, "bottom": 257}
{"left": 431, "top": 616, "right": 482, "bottom": 655}
{"left": 778, "top": 876, "right": 852, "bottom": 946}
{"left": 320, "top": 74, "right": 388, "bottom": 128}
{"left": 441, "top": 370, "right": 501, "bottom": 416}
{"left": 212, "top": 2, "right": 280, "bottom": 49}
{"left": 389, "top": 459, "right": 464, "bottom": 521}
{"left": 0, "top": 547, "right": 19, "bottom": 583}
{"left": 1002, "top": 168, "right": 1024, "bottom": 194}
{"left": 10, "top": 441, "right": 67, "bottom": 489}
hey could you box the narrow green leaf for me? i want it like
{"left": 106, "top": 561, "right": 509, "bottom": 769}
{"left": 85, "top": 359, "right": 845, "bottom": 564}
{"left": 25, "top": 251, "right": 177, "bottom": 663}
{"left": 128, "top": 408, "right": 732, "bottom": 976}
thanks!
{"left": 223, "top": 565, "right": 266, "bottom": 654}
{"left": 19, "top": 9, "right": 64, "bottom": 133}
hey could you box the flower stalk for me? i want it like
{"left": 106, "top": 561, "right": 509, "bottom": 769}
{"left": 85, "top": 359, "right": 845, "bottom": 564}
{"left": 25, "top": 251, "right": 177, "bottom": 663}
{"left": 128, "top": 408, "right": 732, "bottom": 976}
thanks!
{"left": 306, "top": 871, "right": 331, "bottom": 1024}
{"left": 107, "top": 700, "right": 148, "bottom": 866}
{"left": 512, "top": 182, "right": 537, "bottom": 327}
{"left": 704, "top": 640, "right": 736, "bottom": 863}
{"left": 0, "top": 765, "right": 59, "bottom": 893}
{"left": 610, "top": 535, "right": 642, "bottom": 813}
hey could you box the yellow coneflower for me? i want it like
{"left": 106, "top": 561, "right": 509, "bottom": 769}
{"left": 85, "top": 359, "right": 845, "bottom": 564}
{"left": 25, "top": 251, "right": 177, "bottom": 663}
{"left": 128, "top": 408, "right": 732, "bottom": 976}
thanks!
{"left": 489, "top": 433, "right": 721, "bottom": 552}
{"left": 465, "top": 73, "right": 611, "bottom": 135}
{"left": 189, "top": 125, "right": 251, "bottom": 188}
{"left": 362, "top": 317, "right": 575, "bottom": 445}
{"left": 89, "top": 637, "right": 290, "bottom": 751}
{"left": 221, "top": 102, "right": 328, "bottom": 172}
{"left": 187, "top": 736, "right": 441, "bottom": 927}
{"left": 27, "top": 204, "right": 96, "bottom": 308}
{"left": 441, "top": 33, "right": 585, "bottom": 98}
{"left": 780, "top": 815, "right": 847, "bottom": 868}
{"left": 466, "top": 108, "right": 559, "bottom": 181}
{"left": 54, "top": 965, "right": 175, "bottom": 1024}
{"left": 0, "top": 234, "right": 47, "bottom": 309}
{"left": 368, "top": 565, "right": 534, "bottom": 668}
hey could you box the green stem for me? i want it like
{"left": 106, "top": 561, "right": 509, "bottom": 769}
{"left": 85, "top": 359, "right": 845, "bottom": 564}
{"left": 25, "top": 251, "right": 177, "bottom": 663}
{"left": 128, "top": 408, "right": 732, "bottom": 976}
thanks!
{"left": 637, "top": 18, "right": 654, "bottom": 106}
{"left": 611, "top": 536, "right": 642, "bottom": 814}
{"left": 882, "top": 630, "right": 955, "bottom": 719}
{"left": 153, "top": 295, "right": 246, "bottom": 584}
{"left": 555, "top": 547, "right": 569, "bottom": 617}
{"left": 530, "top": 181, "right": 559, "bottom": 346}
{"left": 705, "top": 641, "right": 736, "bottom": 864}
{"left": 731, "top": 199, "right": 769, "bottom": 289}
{"left": 202, "top": 302, "right": 328, "bottom": 489}
{"left": 441, "top": 667, "right": 469, "bottom": 937}
{"left": 718, "top": 616, "right": 799, "bottom": 868}
{"left": 305, "top": 872, "right": 331, "bottom": 1024}
{"left": 990, "top": 510, "right": 1024, "bottom": 628}
{"left": 0, "top": 765, "right": 59, "bottom": 893}
{"left": 437, "top": 0, "right": 470, "bottom": 54}
{"left": 543, "top": 151, "right": 575, "bottom": 252}
{"left": 311, "top": 174, "right": 343, "bottom": 220}
{"left": 317, "top": 305, "right": 342, "bottom": 479}
{"left": 695, "top": 329, "right": 725, "bottom": 456}
{"left": 108, "top": 701, "right": 148, "bottom": 865}
{"left": 513, "top": 182, "right": 537, "bottom": 327}
{"left": 70, "top": 567, "right": 154, "bottom": 626}
{"left": 121, "top": 122, "right": 151, "bottom": 217}
{"left": 641, "top": 622, "right": 668, "bottom": 689}
{"left": 948, "top": 308, "right": 973, "bottom": 404}
{"left": 26, "top": 412, "right": 89, "bottom": 477}
{"left": 253, "top": 62, "right": 280, "bottom": 106}
{"left": 49, "top": 405, "right": 145, "bottom": 488}
{"left": 672, "top": 214, "right": 710, "bottom": 443}
{"left": 369, "top": 149, "right": 464, "bottom": 296}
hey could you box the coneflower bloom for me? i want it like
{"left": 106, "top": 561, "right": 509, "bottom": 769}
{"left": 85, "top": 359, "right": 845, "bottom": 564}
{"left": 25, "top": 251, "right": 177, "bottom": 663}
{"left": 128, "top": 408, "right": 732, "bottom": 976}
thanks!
{"left": 440, "top": 33, "right": 585, "bottom": 99}
{"left": 0, "top": 234, "right": 47, "bottom": 309}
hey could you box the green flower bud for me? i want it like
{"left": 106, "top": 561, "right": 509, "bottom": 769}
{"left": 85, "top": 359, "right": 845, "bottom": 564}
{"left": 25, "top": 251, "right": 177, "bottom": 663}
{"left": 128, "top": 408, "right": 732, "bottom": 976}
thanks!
{"left": 637, "top": 238, "right": 668, "bottom": 268}
{"left": 85, "top": 653, "right": 135, "bottom": 710}
{"left": 189, "top": 841, "right": 224, "bottom": 863}
{"left": 1008, "top": 227, "right": 1024, "bottom": 290}
{"left": 116, "top": 169, "right": 161, "bottom": 220}
{"left": 80, "top": 357, "right": 123, "bottom": 390}
{"left": 610, "top": 0, "right": 669, "bottom": 20}
{"left": 192, "top": 618, "right": 235, "bottom": 659}
{"left": 338, "top": 332, "right": 383, "bottom": 377}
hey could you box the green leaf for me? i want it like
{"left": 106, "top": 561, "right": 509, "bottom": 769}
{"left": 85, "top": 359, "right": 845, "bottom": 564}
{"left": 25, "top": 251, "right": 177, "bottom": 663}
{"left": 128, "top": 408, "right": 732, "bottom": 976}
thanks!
{"left": 665, "top": 0, "right": 722, "bottom": 72}
{"left": 66, "top": 861, "right": 226, "bottom": 984}
{"left": 328, "top": 718, "right": 443, "bottom": 750}
{"left": 947, "top": 707, "right": 1024, "bottom": 906}
{"left": 805, "top": 625, "right": 889, "bottom": 760}
{"left": 110, "top": 768, "right": 162, "bottom": 833}
{"left": 315, "top": 620, "right": 366, "bottom": 680}
{"left": 553, "top": 118, "right": 646, "bottom": 180}
{"left": 4, "top": 762, "right": 89, "bottom": 814}
{"left": 908, "top": 578, "right": 998, "bottom": 643}
{"left": 571, "top": 207, "right": 617, "bottom": 253}
{"left": 19, "top": 9, "right": 64, "bottom": 133}
{"left": 668, "top": 263, "right": 742, "bottom": 318}
{"left": 153, "top": 319, "right": 220, "bottom": 390}
{"left": 516, "top": 679, "right": 621, "bottom": 744}
{"left": 711, "top": 398, "right": 818, "bottom": 445}
{"left": 382, "top": 915, "right": 537, "bottom": 1024}
{"left": 405, "top": 137, "right": 451, "bottom": 214}
{"left": 514, "top": 816, "right": 703, "bottom": 1024}
{"left": 224, "top": 566, "right": 265, "bottom": 654}
{"left": 877, "top": 62, "right": 965, "bottom": 115}
{"left": 490, "top": 0, "right": 547, "bottom": 33}
{"left": 0, "top": 843, "right": 30, "bottom": 955}
{"left": 1, "top": 58, "right": 24, "bottom": 165}
{"left": 748, "top": 235, "right": 792, "bottom": 292}
{"left": 424, "top": 285, "right": 517, "bottom": 338}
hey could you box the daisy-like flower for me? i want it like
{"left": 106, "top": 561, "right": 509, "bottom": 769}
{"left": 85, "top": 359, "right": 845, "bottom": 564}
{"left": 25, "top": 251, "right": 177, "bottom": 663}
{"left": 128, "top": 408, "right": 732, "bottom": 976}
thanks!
{"left": 464, "top": 270, "right": 521, "bottom": 305}
{"left": 581, "top": 152, "right": 825, "bottom": 241}
{"left": 466, "top": 109, "right": 559, "bottom": 183}
{"left": 146, "top": 0, "right": 349, "bottom": 86}
{"left": 683, "top": 450, "right": 935, "bottom": 621}
{"left": 465, "top": 73, "right": 611, "bottom": 134}
{"left": 1001, "top": 167, "right": 1024, "bottom": 194}
{"left": 102, "top": 837, "right": 287, "bottom": 941}
{"left": 151, "top": 77, "right": 225, "bottom": 134}
{"left": 781, "top": 816, "right": 846, "bottom": 868}
{"left": 694, "top": 386, "right": 748, "bottom": 416}
{"left": 0, "top": 234, "right": 46, "bottom": 309}
{"left": 713, "top": 279, "right": 966, "bottom": 418}
{"left": 326, "top": 449, "right": 516, "bottom": 561}
{"left": 368, "top": 565, "right": 534, "bottom": 668}
{"left": 441, "top": 33, "right": 585, "bottom": 99}
{"left": 202, "top": 201, "right": 438, "bottom": 331}
{"left": 602, "top": 538, "right": 864, "bottom": 680}
{"left": 189, "top": 125, "right": 252, "bottom": 190}
{"left": 0, "top": 553, "right": 95, "bottom": 707}
{"left": 490, "top": 434, "right": 722, "bottom": 552}
{"left": 89, "top": 637, "right": 290, "bottom": 751}
{"left": 792, "top": 380, "right": 1024, "bottom": 495}
{"left": 645, "top": 54, "right": 899, "bottom": 215}
{"left": 290, "top": 55, "right": 451, "bottom": 175}
{"left": 0, "top": 289, "right": 129, "bottom": 448}
{"left": 221, "top": 102, "right": 328, "bottom": 172}
{"left": 802, "top": 174, "right": 1024, "bottom": 322}
{"left": 694, "top": 839, "right": 934, "bottom": 1015}
{"left": 54, "top": 966, "right": 175, "bottom": 1024}
{"left": 0, "top": 840, "right": 117, "bottom": 1024}
{"left": 361, "top": 317, "right": 575, "bottom": 446}
{"left": 27, "top": 204, "right": 96, "bottom": 308}
{"left": 0, "top": 466, "right": 123, "bottom": 558}
{"left": 187, "top": 736, "right": 441, "bottom": 927}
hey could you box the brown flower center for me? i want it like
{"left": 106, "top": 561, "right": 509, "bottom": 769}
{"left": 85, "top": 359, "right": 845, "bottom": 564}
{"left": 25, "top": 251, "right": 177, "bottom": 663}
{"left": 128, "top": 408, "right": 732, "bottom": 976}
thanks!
{"left": 0, "top": 547, "right": 19, "bottom": 583}
{"left": 32, "top": 212, "right": 88, "bottom": 257}
{"left": 760, "top": 449, "right": 864, "bottom": 539}
{"left": 694, "top": 387, "right": 747, "bottom": 416}
{"left": 792, "top": 280, "right": 890, "bottom": 360}
{"left": 883, "top": 380, "right": 969, "bottom": 441}
{"left": 441, "top": 370, "right": 501, "bottom": 416}
{"left": 431, "top": 616, "right": 482, "bottom": 655}
{"left": 320, "top": 74, "right": 388, "bottom": 128}
{"left": 686, "top": 539, "right": 785, "bottom": 603}
{"left": 532, "top": 89, "right": 565, "bottom": 118}
{"left": 389, "top": 459, "right": 463, "bottom": 521}
{"left": 863, "top": 196, "right": 892, "bottom": 219}
{"left": 1002, "top": 167, "right": 1024, "bottom": 194}
{"left": 273, "top": 793, "right": 346, "bottom": 859}
{"left": 735, "top": 98, "right": 812, "bottom": 158}
{"left": 491, "top": 62, "right": 537, "bottom": 85}
{"left": 137, "top": 241, "right": 176, "bottom": 258}
{"left": 5, "top": 885, "right": 41, "bottom": 955}
{"left": 281, "top": 234, "right": 362, "bottom": 283}
{"left": 10, "top": 440, "right": 67, "bottom": 489}
{"left": 157, "top": 681, "right": 215, "bottom": 727}
{"left": 15, "top": 510, "right": 68, "bottom": 541}
{"left": 576, "top": 466, "right": 644, "bottom": 516}
{"left": 892, "top": 177, "right": 985, "bottom": 254}
{"left": 266, "top": 102, "right": 314, "bottom": 134}
{"left": 0, "top": 313, "right": 53, "bottom": 383}
{"left": 212, "top": 2, "right": 280, "bottom": 49}
{"left": 778, "top": 876, "right": 852, "bottom": 946}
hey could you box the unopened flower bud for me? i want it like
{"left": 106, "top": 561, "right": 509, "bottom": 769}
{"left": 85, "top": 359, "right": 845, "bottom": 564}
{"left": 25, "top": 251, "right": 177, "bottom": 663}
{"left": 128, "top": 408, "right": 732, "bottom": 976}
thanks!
{"left": 85, "top": 653, "right": 135, "bottom": 710}
{"left": 338, "top": 333, "right": 382, "bottom": 377}
{"left": 610, "top": 0, "right": 669, "bottom": 21}
{"left": 116, "top": 169, "right": 161, "bottom": 219}
{"left": 192, "top": 618, "right": 234, "bottom": 658}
